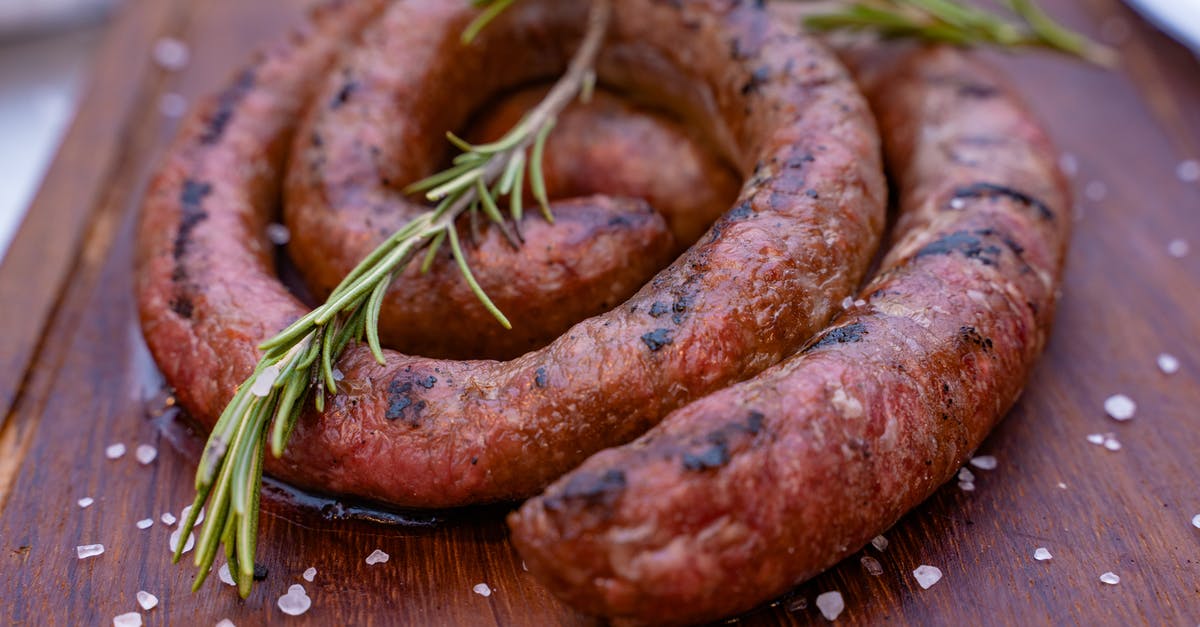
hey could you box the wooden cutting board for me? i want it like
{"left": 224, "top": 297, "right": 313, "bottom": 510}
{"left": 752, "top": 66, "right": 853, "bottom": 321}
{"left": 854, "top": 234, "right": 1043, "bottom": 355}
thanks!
{"left": 1, "top": 0, "right": 1197, "bottom": 624}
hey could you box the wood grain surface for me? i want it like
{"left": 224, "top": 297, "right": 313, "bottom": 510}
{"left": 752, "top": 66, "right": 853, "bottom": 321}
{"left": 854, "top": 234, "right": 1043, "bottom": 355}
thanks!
{"left": 1, "top": 0, "right": 1197, "bottom": 624}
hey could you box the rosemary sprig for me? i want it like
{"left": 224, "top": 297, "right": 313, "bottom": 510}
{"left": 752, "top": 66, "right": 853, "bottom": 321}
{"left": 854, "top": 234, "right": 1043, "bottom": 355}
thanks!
{"left": 800, "top": 0, "right": 1116, "bottom": 66}
{"left": 174, "top": 0, "right": 613, "bottom": 595}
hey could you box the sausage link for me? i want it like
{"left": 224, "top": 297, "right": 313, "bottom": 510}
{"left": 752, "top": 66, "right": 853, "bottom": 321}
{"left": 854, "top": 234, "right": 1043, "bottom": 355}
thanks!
{"left": 508, "top": 46, "right": 1071, "bottom": 625}
{"left": 136, "top": 0, "right": 886, "bottom": 508}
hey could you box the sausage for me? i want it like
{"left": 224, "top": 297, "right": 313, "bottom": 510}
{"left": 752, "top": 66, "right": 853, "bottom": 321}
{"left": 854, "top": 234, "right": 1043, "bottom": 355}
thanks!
{"left": 508, "top": 46, "right": 1071, "bottom": 625}
{"left": 467, "top": 85, "right": 741, "bottom": 251}
{"left": 136, "top": 0, "right": 886, "bottom": 508}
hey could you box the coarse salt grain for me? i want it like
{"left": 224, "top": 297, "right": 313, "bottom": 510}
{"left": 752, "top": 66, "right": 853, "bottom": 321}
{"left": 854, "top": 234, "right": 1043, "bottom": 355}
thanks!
{"left": 957, "top": 467, "right": 975, "bottom": 482}
{"left": 113, "top": 612, "right": 142, "bottom": 627}
{"left": 958, "top": 480, "right": 975, "bottom": 492}
{"left": 303, "top": 566, "right": 317, "bottom": 582}
{"left": 1177, "top": 159, "right": 1200, "bottom": 183}
{"left": 266, "top": 223, "right": 291, "bottom": 245}
{"left": 135, "top": 444, "right": 157, "bottom": 465}
{"left": 77, "top": 544, "right": 105, "bottom": 559}
{"left": 912, "top": 565, "right": 943, "bottom": 589}
{"left": 136, "top": 590, "right": 158, "bottom": 611}
{"left": 169, "top": 528, "right": 195, "bottom": 554}
{"left": 250, "top": 365, "right": 280, "bottom": 397}
{"left": 365, "top": 549, "right": 389, "bottom": 565}
{"left": 870, "top": 535, "right": 888, "bottom": 551}
{"left": 860, "top": 555, "right": 883, "bottom": 576}
{"left": 1086, "top": 433, "right": 1106, "bottom": 445}
{"left": 180, "top": 504, "right": 205, "bottom": 525}
{"left": 1191, "top": 514, "right": 1200, "bottom": 529}
{"left": 1084, "top": 181, "right": 1107, "bottom": 201}
{"left": 1034, "top": 547, "right": 1052, "bottom": 561}
{"left": 159, "top": 92, "right": 187, "bottom": 118}
{"left": 949, "top": 197, "right": 967, "bottom": 210}
{"left": 136, "top": 518, "right": 153, "bottom": 530}
{"left": 216, "top": 621, "right": 236, "bottom": 627}
{"left": 1103, "top": 394, "right": 1136, "bottom": 421}
{"left": 78, "top": 497, "right": 94, "bottom": 508}
{"left": 105, "top": 443, "right": 126, "bottom": 459}
{"left": 815, "top": 591, "right": 844, "bottom": 621}
{"left": 332, "top": 368, "right": 344, "bottom": 382}
{"left": 1099, "top": 571, "right": 1120, "bottom": 585}
{"left": 218, "top": 563, "right": 235, "bottom": 586}
{"left": 161, "top": 512, "right": 176, "bottom": 525}
{"left": 473, "top": 583, "right": 492, "bottom": 597}
{"left": 841, "top": 296, "right": 854, "bottom": 310}
{"left": 1156, "top": 353, "right": 1180, "bottom": 375}
{"left": 277, "top": 584, "right": 312, "bottom": 616}
{"left": 152, "top": 38, "right": 190, "bottom": 71}
{"left": 969, "top": 455, "right": 997, "bottom": 470}
{"left": 1057, "top": 482, "right": 1068, "bottom": 489}
{"left": 1103, "top": 437, "right": 1122, "bottom": 451}
{"left": 1167, "top": 239, "right": 1190, "bottom": 259}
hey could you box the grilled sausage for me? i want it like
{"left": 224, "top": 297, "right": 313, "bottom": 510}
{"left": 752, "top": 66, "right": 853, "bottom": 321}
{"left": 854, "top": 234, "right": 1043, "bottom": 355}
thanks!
{"left": 508, "top": 46, "right": 1071, "bottom": 625}
{"left": 136, "top": 0, "right": 886, "bottom": 508}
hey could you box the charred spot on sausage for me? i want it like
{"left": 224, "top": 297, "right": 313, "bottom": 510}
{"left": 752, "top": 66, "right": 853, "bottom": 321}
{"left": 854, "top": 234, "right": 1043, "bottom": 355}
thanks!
{"left": 951, "top": 182, "right": 1055, "bottom": 221}
{"left": 915, "top": 231, "right": 1003, "bottom": 266}
{"left": 808, "top": 322, "right": 868, "bottom": 350}
{"left": 546, "top": 469, "right": 627, "bottom": 513}
{"left": 385, "top": 380, "right": 426, "bottom": 425}
{"left": 641, "top": 328, "right": 674, "bottom": 352}
{"left": 200, "top": 69, "right": 255, "bottom": 145}
{"left": 534, "top": 367, "right": 548, "bottom": 388}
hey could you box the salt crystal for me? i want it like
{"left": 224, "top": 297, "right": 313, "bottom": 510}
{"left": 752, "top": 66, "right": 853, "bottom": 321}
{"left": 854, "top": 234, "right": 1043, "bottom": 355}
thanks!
{"left": 303, "top": 566, "right": 317, "bottom": 582}
{"left": 1191, "top": 513, "right": 1200, "bottom": 529}
{"left": 815, "top": 591, "right": 844, "bottom": 620}
{"left": 1059, "top": 153, "right": 1078, "bottom": 176}
{"left": 332, "top": 368, "right": 344, "bottom": 382}
{"left": 105, "top": 443, "right": 126, "bottom": 459}
{"left": 135, "top": 444, "right": 158, "bottom": 465}
{"left": 159, "top": 92, "right": 187, "bottom": 118}
{"left": 949, "top": 197, "right": 967, "bottom": 210}
{"left": 1084, "top": 181, "right": 1107, "bottom": 201}
{"left": 169, "top": 528, "right": 195, "bottom": 554}
{"left": 218, "top": 563, "right": 235, "bottom": 586}
{"left": 841, "top": 296, "right": 854, "bottom": 310}
{"left": 78, "top": 497, "right": 94, "bottom": 508}
{"left": 266, "top": 223, "right": 291, "bottom": 245}
{"left": 1056, "top": 482, "right": 1068, "bottom": 489}
{"left": 216, "top": 621, "right": 236, "bottom": 627}
{"left": 1034, "top": 547, "right": 1052, "bottom": 561}
{"left": 1103, "top": 437, "right": 1122, "bottom": 451}
{"left": 860, "top": 555, "right": 883, "bottom": 576}
{"left": 958, "top": 480, "right": 975, "bottom": 492}
{"left": 136, "top": 518, "right": 153, "bottom": 530}
{"left": 870, "top": 535, "right": 888, "bottom": 551}
{"left": 1167, "top": 239, "right": 1190, "bottom": 258}
{"left": 180, "top": 504, "right": 205, "bottom": 525}
{"left": 969, "top": 455, "right": 997, "bottom": 470}
{"left": 153, "top": 38, "right": 190, "bottom": 71}
{"left": 77, "top": 544, "right": 105, "bottom": 559}
{"left": 365, "top": 549, "right": 389, "bottom": 565}
{"left": 136, "top": 590, "right": 158, "bottom": 610}
{"left": 853, "top": 299, "right": 866, "bottom": 308}
{"left": 912, "top": 565, "right": 943, "bottom": 589}
{"left": 1156, "top": 353, "right": 1179, "bottom": 375}
{"left": 1103, "top": 394, "right": 1136, "bottom": 421}
{"left": 1177, "top": 159, "right": 1200, "bottom": 183}
{"left": 250, "top": 365, "right": 280, "bottom": 397}
{"left": 277, "top": 584, "right": 312, "bottom": 616}
{"left": 473, "top": 583, "right": 492, "bottom": 597}
{"left": 161, "top": 512, "right": 176, "bottom": 525}
{"left": 957, "top": 467, "right": 975, "bottom": 482}
{"left": 1086, "top": 433, "right": 1106, "bottom": 445}
{"left": 1099, "top": 571, "right": 1120, "bottom": 585}
{"left": 113, "top": 612, "right": 142, "bottom": 627}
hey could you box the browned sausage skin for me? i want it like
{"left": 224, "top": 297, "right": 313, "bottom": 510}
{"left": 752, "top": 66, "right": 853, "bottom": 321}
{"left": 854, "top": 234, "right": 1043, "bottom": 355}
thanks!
{"left": 137, "top": 0, "right": 886, "bottom": 508}
{"left": 508, "top": 46, "right": 1071, "bottom": 625}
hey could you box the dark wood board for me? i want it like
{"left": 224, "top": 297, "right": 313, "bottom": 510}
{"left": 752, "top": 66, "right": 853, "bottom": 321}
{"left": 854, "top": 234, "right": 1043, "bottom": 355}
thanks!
{"left": 1, "top": 0, "right": 1197, "bottom": 624}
